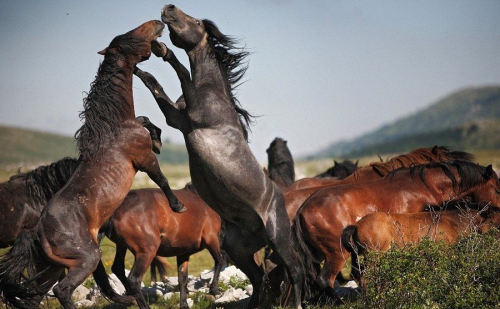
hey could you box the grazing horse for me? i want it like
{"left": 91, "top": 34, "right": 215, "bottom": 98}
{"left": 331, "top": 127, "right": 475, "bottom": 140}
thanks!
{"left": 101, "top": 183, "right": 224, "bottom": 309}
{"left": 286, "top": 146, "right": 473, "bottom": 192}
{"left": 133, "top": 5, "right": 304, "bottom": 308}
{"left": 267, "top": 137, "right": 295, "bottom": 189}
{"left": 0, "top": 21, "right": 184, "bottom": 309}
{"left": 293, "top": 161, "right": 500, "bottom": 300}
{"left": 0, "top": 158, "right": 79, "bottom": 248}
{"left": 315, "top": 160, "right": 359, "bottom": 179}
{"left": 342, "top": 206, "right": 500, "bottom": 282}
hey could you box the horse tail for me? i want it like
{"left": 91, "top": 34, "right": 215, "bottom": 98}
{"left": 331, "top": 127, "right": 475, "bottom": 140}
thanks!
{"left": 291, "top": 213, "right": 322, "bottom": 301}
{"left": 0, "top": 227, "right": 53, "bottom": 309}
{"left": 341, "top": 225, "right": 362, "bottom": 281}
{"left": 92, "top": 260, "right": 135, "bottom": 304}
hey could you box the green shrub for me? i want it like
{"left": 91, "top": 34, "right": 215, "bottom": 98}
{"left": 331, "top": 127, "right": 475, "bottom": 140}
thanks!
{"left": 360, "top": 230, "right": 500, "bottom": 309}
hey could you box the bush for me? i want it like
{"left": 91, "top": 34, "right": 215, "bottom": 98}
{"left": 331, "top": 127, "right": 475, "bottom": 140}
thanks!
{"left": 360, "top": 230, "right": 500, "bottom": 309}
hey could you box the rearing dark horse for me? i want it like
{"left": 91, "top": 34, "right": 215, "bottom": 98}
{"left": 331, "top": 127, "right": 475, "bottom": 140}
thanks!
{"left": 0, "top": 20, "right": 184, "bottom": 309}
{"left": 134, "top": 5, "right": 304, "bottom": 308}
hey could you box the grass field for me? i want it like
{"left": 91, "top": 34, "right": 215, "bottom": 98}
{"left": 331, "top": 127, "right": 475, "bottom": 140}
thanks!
{"left": 1, "top": 149, "right": 499, "bottom": 308}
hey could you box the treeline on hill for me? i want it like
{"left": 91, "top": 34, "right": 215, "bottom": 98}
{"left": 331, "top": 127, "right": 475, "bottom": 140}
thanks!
{"left": 313, "top": 85, "right": 500, "bottom": 159}
{"left": 0, "top": 126, "right": 188, "bottom": 165}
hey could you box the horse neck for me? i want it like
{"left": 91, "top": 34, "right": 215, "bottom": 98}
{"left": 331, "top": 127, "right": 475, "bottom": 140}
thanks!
{"left": 103, "top": 57, "right": 136, "bottom": 119}
{"left": 187, "top": 44, "right": 232, "bottom": 101}
{"left": 424, "top": 168, "right": 476, "bottom": 202}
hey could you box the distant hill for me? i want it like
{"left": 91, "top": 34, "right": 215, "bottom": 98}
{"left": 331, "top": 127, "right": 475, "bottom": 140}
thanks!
{"left": 0, "top": 125, "right": 188, "bottom": 166}
{"left": 313, "top": 86, "right": 500, "bottom": 158}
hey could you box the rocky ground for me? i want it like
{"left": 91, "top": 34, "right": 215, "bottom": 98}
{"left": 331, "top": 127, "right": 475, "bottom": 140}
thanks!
{"left": 49, "top": 265, "right": 359, "bottom": 308}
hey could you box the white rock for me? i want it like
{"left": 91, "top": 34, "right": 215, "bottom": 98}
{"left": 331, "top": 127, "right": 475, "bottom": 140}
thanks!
{"left": 166, "top": 277, "right": 179, "bottom": 286}
{"left": 72, "top": 285, "right": 90, "bottom": 302}
{"left": 186, "top": 298, "right": 194, "bottom": 308}
{"left": 219, "top": 266, "right": 248, "bottom": 284}
{"left": 344, "top": 280, "right": 358, "bottom": 289}
{"left": 108, "top": 274, "right": 126, "bottom": 295}
{"left": 142, "top": 287, "right": 164, "bottom": 297}
{"left": 200, "top": 269, "right": 215, "bottom": 283}
{"left": 87, "top": 286, "right": 101, "bottom": 302}
{"left": 215, "top": 287, "right": 249, "bottom": 303}
{"left": 245, "top": 284, "right": 253, "bottom": 296}
{"left": 76, "top": 299, "right": 96, "bottom": 307}
{"left": 163, "top": 292, "right": 177, "bottom": 300}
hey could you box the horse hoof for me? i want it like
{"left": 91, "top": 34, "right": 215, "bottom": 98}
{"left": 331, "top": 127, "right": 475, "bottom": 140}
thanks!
{"left": 151, "top": 40, "right": 167, "bottom": 57}
{"left": 171, "top": 203, "right": 187, "bottom": 213}
{"left": 152, "top": 140, "right": 162, "bottom": 154}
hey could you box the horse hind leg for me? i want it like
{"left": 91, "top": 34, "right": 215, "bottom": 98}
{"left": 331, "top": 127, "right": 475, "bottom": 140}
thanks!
{"left": 263, "top": 195, "right": 304, "bottom": 309}
{"left": 51, "top": 243, "right": 102, "bottom": 309}
{"left": 222, "top": 221, "right": 266, "bottom": 309}
{"left": 127, "top": 252, "right": 156, "bottom": 309}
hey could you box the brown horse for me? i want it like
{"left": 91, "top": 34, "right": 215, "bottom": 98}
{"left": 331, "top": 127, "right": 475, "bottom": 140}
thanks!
{"left": 293, "top": 161, "right": 500, "bottom": 300}
{"left": 134, "top": 6, "right": 304, "bottom": 308}
{"left": 101, "top": 184, "right": 224, "bottom": 309}
{"left": 0, "top": 117, "right": 162, "bottom": 249}
{"left": 0, "top": 21, "right": 184, "bottom": 309}
{"left": 342, "top": 206, "right": 500, "bottom": 282}
{"left": 286, "top": 146, "right": 473, "bottom": 192}
{"left": 0, "top": 158, "right": 79, "bottom": 248}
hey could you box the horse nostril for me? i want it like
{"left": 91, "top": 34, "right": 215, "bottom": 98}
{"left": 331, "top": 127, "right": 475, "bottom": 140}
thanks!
{"left": 167, "top": 4, "right": 175, "bottom": 10}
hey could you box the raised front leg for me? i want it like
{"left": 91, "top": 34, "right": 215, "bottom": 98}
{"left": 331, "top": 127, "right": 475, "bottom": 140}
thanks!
{"left": 134, "top": 67, "right": 188, "bottom": 132}
{"left": 136, "top": 151, "right": 186, "bottom": 213}
{"left": 151, "top": 41, "right": 199, "bottom": 115}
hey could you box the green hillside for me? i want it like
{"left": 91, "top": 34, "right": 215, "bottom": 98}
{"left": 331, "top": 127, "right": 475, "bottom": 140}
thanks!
{"left": 0, "top": 125, "right": 188, "bottom": 166}
{"left": 344, "top": 120, "right": 500, "bottom": 158}
{"left": 314, "top": 86, "right": 500, "bottom": 158}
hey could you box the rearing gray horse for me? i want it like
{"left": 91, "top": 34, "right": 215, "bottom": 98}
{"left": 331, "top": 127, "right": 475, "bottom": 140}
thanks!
{"left": 134, "top": 4, "right": 305, "bottom": 308}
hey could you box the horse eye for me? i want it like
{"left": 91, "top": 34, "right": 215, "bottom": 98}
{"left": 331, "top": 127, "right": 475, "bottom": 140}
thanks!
{"left": 496, "top": 189, "right": 500, "bottom": 195}
{"left": 196, "top": 20, "right": 201, "bottom": 26}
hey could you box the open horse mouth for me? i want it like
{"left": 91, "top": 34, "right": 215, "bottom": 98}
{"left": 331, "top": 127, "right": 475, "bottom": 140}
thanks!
{"left": 153, "top": 21, "right": 165, "bottom": 40}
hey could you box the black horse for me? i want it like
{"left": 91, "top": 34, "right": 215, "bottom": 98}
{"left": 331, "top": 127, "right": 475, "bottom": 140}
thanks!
{"left": 0, "top": 158, "right": 79, "bottom": 248}
{"left": 133, "top": 5, "right": 304, "bottom": 308}
{"left": 315, "top": 159, "right": 359, "bottom": 179}
{"left": 267, "top": 137, "right": 295, "bottom": 189}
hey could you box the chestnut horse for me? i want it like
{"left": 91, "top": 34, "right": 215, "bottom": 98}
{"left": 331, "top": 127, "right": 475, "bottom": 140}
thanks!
{"left": 0, "top": 21, "right": 184, "bottom": 309}
{"left": 286, "top": 146, "right": 473, "bottom": 192}
{"left": 101, "top": 183, "right": 224, "bottom": 309}
{"left": 293, "top": 161, "right": 500, "bottom": 300}
{"left": 342, "top": 206, "right": 500, "bottom": 282}
{"left": 0, "top": 158, "right": 78, "bottom": 248}
{"left": 134, "top": 6, "right": 304, "bottom": 308}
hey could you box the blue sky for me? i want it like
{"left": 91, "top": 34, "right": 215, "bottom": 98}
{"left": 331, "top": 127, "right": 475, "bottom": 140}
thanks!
{"left": 1, "top": 1, "right": 499, "bottom": 161}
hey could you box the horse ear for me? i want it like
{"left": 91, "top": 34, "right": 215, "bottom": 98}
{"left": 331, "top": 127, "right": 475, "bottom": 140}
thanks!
{"left": 485, "top": 165, "right": 494, "bottom": 178}
{"left": 334, "top": 160, "right": 339, "bottom": 165}
{"left": 97, "top": 48, "right": 107, "bottom": 55}
{"left": 432, "top": 145, "right": 438, "bottom": 155}
{"left": 355, "top": 160, "right": 359, "bottom": 166}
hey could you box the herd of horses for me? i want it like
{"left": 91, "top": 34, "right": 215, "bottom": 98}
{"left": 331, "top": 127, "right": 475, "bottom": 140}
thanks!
{"left": 1, "top": 4, "right": 500, "bottom": 309}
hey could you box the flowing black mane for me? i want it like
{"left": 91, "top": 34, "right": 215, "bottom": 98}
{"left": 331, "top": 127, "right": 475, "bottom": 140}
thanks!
{"left": 203, "top": 19, "right": 254, "bottom": 141}
{"left": 10, "top": 158, "right": 79, "bottom": 206}
{"left": 74, "top": 33, "right": 147, "bottom": 161}
{"left": 390, "top": 160, "right": 490, "bottom": 193}
{"left": 267, "top": 138, "right": 295, "bottom": 187}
